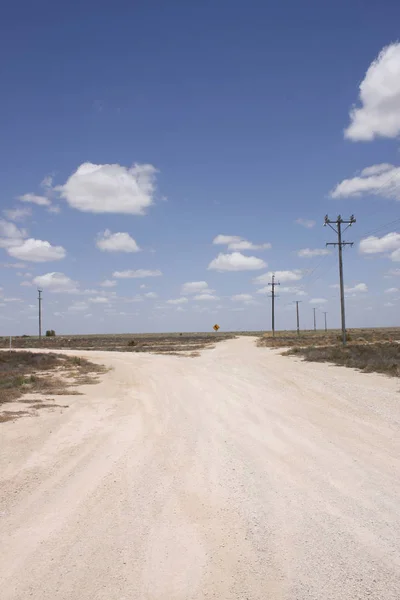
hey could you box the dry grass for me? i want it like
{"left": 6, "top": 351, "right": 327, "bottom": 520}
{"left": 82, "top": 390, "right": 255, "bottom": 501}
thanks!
{"left": 258, "top": 328, "right": 400, "bottom": 349}
{"left": 0, "top": 351, "right": 105, "bottom": 423}
{"left": 284, "top": 342, "right": 400, "bottom": 377}
{"left": 0, "top": 333, "right": 235, "bottom": 356}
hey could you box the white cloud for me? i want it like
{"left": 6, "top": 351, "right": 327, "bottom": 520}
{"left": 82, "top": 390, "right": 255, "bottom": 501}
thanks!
{"left": 345, "top": 283, "right": 368, "bottom": 293}
{"left": 89, "top": 296, "right": 109, "bottom": 304}
{"left": 331, "top": 164, "right": 400, "bottom": 201}
{"left": 256, "top": 285, "right": 306, "bottom": 296}
{"left": 58, "top": 162, "right": 156, "bottom": 214}
{"left": 385, "top": 287, "right": 398, "bottom": 294}
{"left": 297, "top": 248, "right": 330, "bottom": 258}
{"left": 18, "top": 193, "right": 51, "bottom": 206}
{"left": 385, "top": 268, "right": 400, "bottom": 277}
{"left": 100, "top": 279, "right": 117, "bottom": 288}
{"left": 253, "top": 270, "right": 303, "bottom": 285}
{"left": 359, "top": 232, "right": 400, "bottom": 256}
{"left": 384, "top": 302, "right": 395, "bottom": 307}
{"left": 167, "top": 297, "right": 188, "bottom": 305}
{"left": 389, "top": 248, "right": 400, "bottom": 262}
{"left": 344, "top": 43, "right": 400, "bottom": 141}
{"left": 33, "top": 272, "right": 79, "bottom": 293}
{"left": 213, "top": 234, "right": 271, "bottom": 251}
{"left": 96, "top": 230, "right": 140, "bottom": 253}
{"left": 194, "top": 293, "right": 219, "bottom": 301}
{"left": 8, "top": 239, "right": 66, "bottom": 262}
{"left": 1, "top": 262, "right": 26, "bottom": 268}
{"left": 3, "top": 207, "right": 32, "bottom": 221}
{"left": 113, "top": 269, "right": 162, "bottom": 279}
{"left": 68, "top": 302, "right": 89, "bottom": 312}
{"left": 208, "top": 252, "right": 266, "bottom": 272}
{"left": 309, "top": 298, "right": 327, "bottom": 305}
{"left": 295, "top": 218, "right": 316, "bottom": 228}
{"left": 181, "top": 281, "right": 211, "bottom": 295}
{"left": 361, "top": 164, "right": 393, "bottom": 177}
{"left": 20, "top": 281, "right": 32, "bottom": 287}
{"left": 0, "top": 220, "right": 27, "bottom": 248}
{"left": 144, "top": 292, "right": 158, "bottom": 298}
{"left": 231, "top": 293, "right": 253, "bottom": 302}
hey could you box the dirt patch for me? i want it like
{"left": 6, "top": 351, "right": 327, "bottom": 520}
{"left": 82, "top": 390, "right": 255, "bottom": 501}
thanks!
{"left": 0, "top": 351, "right": 105, "bottom": 423}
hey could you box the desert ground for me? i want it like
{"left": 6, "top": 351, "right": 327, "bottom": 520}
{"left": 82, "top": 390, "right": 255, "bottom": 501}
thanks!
{"left": 1, "top": 336, "right": 400, "bottom": 599}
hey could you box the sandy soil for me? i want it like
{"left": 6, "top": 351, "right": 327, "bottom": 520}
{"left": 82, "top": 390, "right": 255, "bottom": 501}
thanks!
{"left": 1, "top": 337, "right": 400, "bottom": 600}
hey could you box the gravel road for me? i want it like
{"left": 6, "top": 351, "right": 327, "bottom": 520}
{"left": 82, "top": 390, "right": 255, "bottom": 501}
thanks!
{"left": 1, "top": 337, "right": 400, "bottom": 599}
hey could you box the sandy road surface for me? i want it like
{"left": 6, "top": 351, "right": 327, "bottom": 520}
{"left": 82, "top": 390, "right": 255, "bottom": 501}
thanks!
{"left": 1, "top": 337, "right": 400, "bottom": 600}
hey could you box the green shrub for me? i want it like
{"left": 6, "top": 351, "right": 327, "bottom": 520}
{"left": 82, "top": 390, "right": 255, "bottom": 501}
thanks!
{"left": 46, "top": 330, "right": 56, "bottom": 337}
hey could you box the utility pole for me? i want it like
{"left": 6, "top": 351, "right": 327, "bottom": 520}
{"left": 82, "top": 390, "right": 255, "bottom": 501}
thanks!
{"left": 324, "top": 214, "right": 356, "bottom": 346}
{"left": 313, "top": 307, "right": 317, "bottom": 331}
{"left": 295, "top": 300, "right": 301, "bottom": 336}
{"left": 268, "top": 274, "right": 280, "bottom": 337}
{"left": 323, "top": 311, "right": 328, "bottom": 332}
{"left": 38, "top": 289, "right": 42, "bottom": 341}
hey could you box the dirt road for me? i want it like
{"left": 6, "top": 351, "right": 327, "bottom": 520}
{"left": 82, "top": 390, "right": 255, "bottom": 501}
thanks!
{"left": 1, "top": 337, "right": 400, "bottom": 599}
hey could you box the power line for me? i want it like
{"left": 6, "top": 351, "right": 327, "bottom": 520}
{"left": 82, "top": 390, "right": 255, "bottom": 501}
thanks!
{"left": 268, "top": 274, "right": 280, "bottom": 337}
{"left": 325, "top": 214, "right": 356, "bottom": 346}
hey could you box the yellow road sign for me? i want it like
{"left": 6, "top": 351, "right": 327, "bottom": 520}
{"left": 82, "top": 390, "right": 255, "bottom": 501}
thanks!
{"left": 213, "top": 324, "right": 220, "bottom": 331}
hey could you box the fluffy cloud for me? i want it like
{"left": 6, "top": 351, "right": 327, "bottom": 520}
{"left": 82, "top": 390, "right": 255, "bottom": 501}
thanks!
{"left": 213, "top": 235, "right": 271, "bottom": 251}
{"left": 384, "top": 287, "right": 398, "bottom": 294}
{"left": 231, "top": 294, "right": 256, "bottom": 305}
{"left": 89, "top": 296, "right": 109, "bottom": 304}
{"left": 68, "top": 302, "right": 89, "bottom": 312}
{"left": 0, "top": 220, "right": 27, "bottom": 248}
{"left": 345, "top": 43, "right": 400, "bottom": 141}
{"left": 346, "top": 283, "right": 368, "bottom": 293}
{"left": 167, "top": 297, "right": 188, "bottom": 305}
{"left": 17, "top": 193, "right": 51, "bottom": 206}
{"left": 8, "top": 239, "right": 66, "bottom": 262}
{"left": 331, "top": 164, "right": 400, "bottom": 201}
{"left": 113, "top": 269, "right": 162, "bottom": 279}
{"left": 297, "top": 248, "right": 330, "bottom": 258}
{"left": 96, "top": 230, "right": 140, "bottom": 253}
{"left": 100, "top": 279, "right": 117, "bottom": 288}
{"left": 144, "top": 292, "right": 158, "bottom": 299}
{"left": 253, "top": 270, "right": 303, "bottom": 285}
{"left": 33, "top": 272, "right": 78, "bottom": 293}
{"left": 208, "top": 252, "right": 266, "bottom": 272}
{"left": 295, "top": 218, "right": 315, "bottom": 228}
{"left": 58, "top": 162, "right": 156, "bottom": 214}
{"left": 3, "top": 207, "right": 32, "bottom": 222}
{"left": 309, "top": 298, "right": 327, "bottom": 305}
{"left": 194, "top": 293, "right": 219, "bottom": 301}
{"left": 181, "top": 281, "right": 211, "bottom": 295}
{"left": 359, "top": 232, "right": 400, "bottom": 259}
{"left": 256, "top": 285, "right": 306, "bottom": 296}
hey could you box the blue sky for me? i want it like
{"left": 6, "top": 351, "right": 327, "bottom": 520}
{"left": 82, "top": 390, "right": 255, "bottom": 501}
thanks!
{"left": 1, "top": 0, "right": 400, "bottom": 334}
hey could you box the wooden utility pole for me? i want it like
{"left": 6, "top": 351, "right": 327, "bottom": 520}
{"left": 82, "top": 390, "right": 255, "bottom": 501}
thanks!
{"left": 38, "top": 289, "right": 42, "bottom": 340}
{"left": 323, "top": 311, "right": 328, "bottom": 332}
{"left": 313, "top": 307, "right": 317, "bottom": 331}
{"left": 295, "top": 300, "right": 301, "bottom": 336}
{"left": 325, "top": 214, "right": 356, "bottom": 346}
{"left": 268, "top": 274, "right": 280, "bottom": 337}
